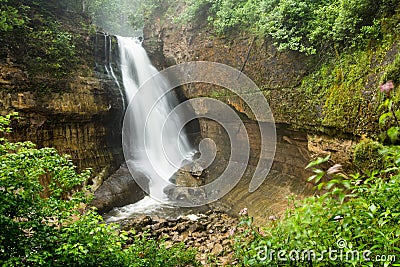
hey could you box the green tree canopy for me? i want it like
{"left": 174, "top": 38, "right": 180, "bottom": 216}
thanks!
{"left": 181, "top": 0, "right": 400, "bottom": 54}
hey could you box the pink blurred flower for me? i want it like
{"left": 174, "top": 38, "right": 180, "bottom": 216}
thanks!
{"left": 268, "top": 215, "right": 277, "bottom": 221}
{"left": 229, "top": 227, "right": 236, "bottom": 236}
{"left": 239, "top": 208, "right": 248, "bottom": 216}
{"left": 380, "top": 80, "right": 394, "bottom": 94}
{"left": 327, "top": 164, "right": 343, "bottom": 175}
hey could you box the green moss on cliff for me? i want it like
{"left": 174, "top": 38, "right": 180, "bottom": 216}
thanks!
{"left": 297, "top": 24, "right": 399, "bottom": 136}
{"left": 321, "top": 51, "right": 368, "bottom": 129}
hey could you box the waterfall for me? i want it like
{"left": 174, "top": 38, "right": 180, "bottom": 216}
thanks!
{"left": 103, "top": 34, "right": 126, "bottom": 110}
{"left": 95, "top": 32, "right": 126, "bottom": 110}
{"left": 116, "top": 36, "right": 195, "bottom": 203}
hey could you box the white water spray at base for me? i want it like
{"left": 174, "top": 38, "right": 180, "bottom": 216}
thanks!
{"left": 117, "top": 36, "right": 194, "bottom": 203}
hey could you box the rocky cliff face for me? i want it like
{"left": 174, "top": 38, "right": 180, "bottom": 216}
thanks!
{"left": 142, "top": 6, "right": 368, "bottom": 141}
{"left": 143, "top": 10, "right": 311, "bottom": 126}
{"left": 141, "top": 4, "right": 372, "bottom": 221}
{"left": 143, "top": 3, "right": 398, "bottom": 136}
{"left": 0, "top": 32, "right": 125, "bottom": 181}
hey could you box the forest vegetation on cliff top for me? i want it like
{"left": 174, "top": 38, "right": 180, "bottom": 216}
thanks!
{"left": 178, "top": 0, "right": 399, "bottom": 55}
{"left": 0, "top": 0, "right": 140, "bottom": 93}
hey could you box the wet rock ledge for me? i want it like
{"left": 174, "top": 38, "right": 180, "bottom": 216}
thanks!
{"left": 120, "top": 210, "right": 239, "bottom": 266}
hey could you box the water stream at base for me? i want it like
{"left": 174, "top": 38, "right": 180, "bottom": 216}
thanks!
{"left": 104, "top": 196, "right": 176, "bottom": 223}
{"left": 104, "top": 36, "right": 198, "bottom": 222}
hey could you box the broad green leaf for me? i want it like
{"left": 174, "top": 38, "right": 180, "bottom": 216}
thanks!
{"left": 379, "top": 112, "right": 392, "bottom": 125}
{"left": 388, "top": 126, "right": 400, "bottom": 143}
{"left": 305, "top": 155, "right": 330, "bottom": 169}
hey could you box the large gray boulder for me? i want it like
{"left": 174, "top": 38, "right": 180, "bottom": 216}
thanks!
{"left": 91, "top": 164, "right": 147, "bottom": 214}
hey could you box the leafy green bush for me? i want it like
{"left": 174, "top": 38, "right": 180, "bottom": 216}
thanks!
{"left": 0, "top": 0, "right": 26, "bottom": 32}
{"left": 233, "top": 154, "right": 400, "bottom": 266}
{"left": 0, "top": 114, "right": 199, "bottom": 266}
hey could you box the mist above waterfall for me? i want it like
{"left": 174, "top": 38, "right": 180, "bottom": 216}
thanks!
{"left": 91, "top": 0, "right": 143, "bottom": 37}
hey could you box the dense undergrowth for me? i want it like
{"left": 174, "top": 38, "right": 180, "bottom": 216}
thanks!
{"left": 233, "top": 149, "right": 400, "bottom": 266}
{"left": 0, "top": 0, "right": 94, "bottom": 92}
{"left": 0, "top": 114, "right": 199, "bottom": 266}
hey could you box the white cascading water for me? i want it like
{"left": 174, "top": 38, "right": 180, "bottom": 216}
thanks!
{"left": 104, "top": 34, "right": 126, "bottom": 110}
{"left": 117, "top": 36, "right": 194, "bottom": 203}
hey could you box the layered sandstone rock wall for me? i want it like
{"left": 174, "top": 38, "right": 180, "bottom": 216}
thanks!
{"left": 141, "top": 4, "right": 369, "bottom": 221}
{"left": 0, "top": 33, "right": 125, "bottom": 180}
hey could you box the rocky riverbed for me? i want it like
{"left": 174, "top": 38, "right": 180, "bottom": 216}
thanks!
{"left": 117, "top": 210, "right": 240, "bottom": 266}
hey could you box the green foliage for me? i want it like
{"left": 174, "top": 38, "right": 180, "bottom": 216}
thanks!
{"left": 179, "top": 0, "right": 260, "bottom": 35}
{"left": 212, "top": 0, "right": 260, "bottom": 35}
{"left": 10, "top": 0, "right": 139, "bottom": 36}
{"left": 178, "top": 0, "right": 215, "bottom": 25}
{"left": 305, "top": 154, "right": 331, "bottom": 184}
{"left": 128, "top": 0, "right": 169, "bottom": 32}
{"left": 0, "top": 114, "right": 199, "bottom": 266}
{"left": 0, "top": 114, "right": 90, "bottom": 265}
{"left": 92, "top": 0, "right": 141, "bottom": 36}
{"left": 1, "top": 0, "right": 89, "bottom": 90}
{"left": 296, "top": 34, "right": 398, "bottom": 134}
{"left": 258, "top": 0, "right": 318, "bottom": 54}
{"left": 181, "top": 0, "right": 400, "bottom": 54}
{"left": 27, "top": 22, "right": 77, "bottom": 78}
{"left": 233, "top": 151, "right": 400, "bottom": 266}
{"left": 0, "top": 0, "right": 26, "bottom": 32}
{"left": 59, "top": 0, "right": 141, "bottom": 36}
{"left": 382, "top": 52, "right": 400, "bottom": 85}
{"left": 315, "top": 51, "right": 367, "bottom": 129}
{"left": 378, "top": 79, "right": 400, "bottom": 144}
